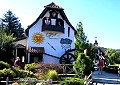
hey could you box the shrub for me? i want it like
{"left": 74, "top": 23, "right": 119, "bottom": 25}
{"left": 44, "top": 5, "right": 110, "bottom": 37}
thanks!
{"left": 0, "top": 61, "right": 11, "bottom": 70}
{"left": 35, "top": 62, "right": 63, "bottom": 74}
{"left": 0, "top": 68, "right": 16, "bottom": 80}
{"left": 42, "top": 70, "right": 59, "bottom": 81}
{"left": 60, "top": 77, "right": 84, "bottom": 85}
{"left": 13, "top": 68, "right": 35, "bottom": 78}
{"left": 34, "top": 62, "right": 63, "bottom": 80}
{"left": 24, "top": 63, "right": 37, "bottom": 72}
{"left": 73, "top": 53, "right": 92, "bottom": 78}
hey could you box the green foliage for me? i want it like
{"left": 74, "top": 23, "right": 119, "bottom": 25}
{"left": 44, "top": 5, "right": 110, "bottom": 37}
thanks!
{"left": 73, "top": 53, "right": 92, "bottom": 78}
{"left": 0, "top": 27, "right": 15, "bottom": 64}
{"left": 0, "top": 68, "right": 16, "bottom": 80}
{"left": 74, "top": 22, "right": 93, "bottom": 59}
{"left": 105, "top": 49, "right": 120, "bottom": 64}
{"left": 24, "top": 63, "right": 37, "bottom": 72}
{"left": 0, "top": 61, "right": 11, "bottom": 70}
{"left": 60, "top": 77, "right": 84, "bottom": 85}
{"left": 1, "top": 10, "right": 25, "bottom": 38}
{"left": 13, "top": 67, "right": 35, "bottom": 78}
{"left": 42, "top": 70, "right": 59, "bottom": 81}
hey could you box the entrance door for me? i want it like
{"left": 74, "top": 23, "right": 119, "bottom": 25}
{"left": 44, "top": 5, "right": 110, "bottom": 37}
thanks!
{"left": 33, "top": 57, "right": 39, "bottom": 63}
{"left": 17, "top": 48, "right": 26, "bottom": 63}
{"left": 30, "top": 54, "right": 43, "bottom": 63}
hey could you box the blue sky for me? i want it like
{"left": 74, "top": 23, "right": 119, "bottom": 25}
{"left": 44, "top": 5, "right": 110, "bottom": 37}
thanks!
{"left": 0, "top": 0, "right": 120, "bottom": 49}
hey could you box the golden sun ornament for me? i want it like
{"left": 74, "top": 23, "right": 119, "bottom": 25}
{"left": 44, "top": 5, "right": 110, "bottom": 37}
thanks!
{"left": 32, "top": 33, "right": 45, "bottom": 44}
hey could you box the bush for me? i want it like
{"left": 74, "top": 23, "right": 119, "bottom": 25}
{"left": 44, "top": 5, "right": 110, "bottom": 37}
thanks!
{"left": 24, "top": 63, "right": 37, "bottom": 72}
{"left": 34, "top": 62, "right": 63, "bottom": 80}
{"left": 73, "top": 53, "right": 92, "bottom": 78}
{"left": 0, "top": 68, "right": 16, "bottom": 80}
{"left": 13, "top": 68, "right": 35, "bottom": 78}
{"left": 0, "top": 61, "right": 11, "bottom": 70}
{"left": 42, "top": 70, "right": 59, "bottom": 81}
{"left": 60, "top": 77, "right": 84, "bottom": 85}
{"left": 35, "top": 62, "right": 63, "bottom": 74}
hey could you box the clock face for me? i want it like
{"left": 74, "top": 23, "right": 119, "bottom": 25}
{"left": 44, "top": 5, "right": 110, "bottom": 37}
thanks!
{"left": 32, "top": 33, "right": 45, "bottom": 44}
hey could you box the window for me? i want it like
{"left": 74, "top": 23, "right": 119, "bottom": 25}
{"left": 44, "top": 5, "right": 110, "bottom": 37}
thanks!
{"left": 68, "top": 27, "right": 70, "bottom": 37}
{"left": 50, "top": 10, "right": 58, "bottom": 18}
{"left": 42, "top": 17, "right": 51, "bottom": 25}
{"left": 56, "top": 19, "right": 64, "bottom": 27}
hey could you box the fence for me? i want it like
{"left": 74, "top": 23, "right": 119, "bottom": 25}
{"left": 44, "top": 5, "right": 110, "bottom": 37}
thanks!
{"left": 60, "top": 64, "right": 74, "bottom": 74}
{"left": 84, "top": 71, "right": 93, "bottom": 85}
{"left": 0, "top": 77, "right": 54, "bottom": 85}
{"left": 0, "top": 77, "right": 84, "bottom": 85}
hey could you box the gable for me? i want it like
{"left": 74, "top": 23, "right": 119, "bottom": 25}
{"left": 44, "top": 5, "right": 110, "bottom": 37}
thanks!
{"left": 25, "top": 2, "right": 77, "bottom": 36}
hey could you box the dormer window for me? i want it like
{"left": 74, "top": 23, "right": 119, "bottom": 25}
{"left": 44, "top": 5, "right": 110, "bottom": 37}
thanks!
{"left": 43, "top": 17, "right": 51, "bottom": 25}
{"left": 50, "top": 10, "right": 58, "bottom": 19}
{"left": 56, "top": 19, "right": 64, "bottom": 27}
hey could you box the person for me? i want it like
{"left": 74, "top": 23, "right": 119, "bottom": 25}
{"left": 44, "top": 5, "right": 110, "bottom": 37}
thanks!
{"left": 98, "top": 58, "right": 104, "bottom": 75}
{"left": 14, "top": 57, "right": 20, "bottom": 67}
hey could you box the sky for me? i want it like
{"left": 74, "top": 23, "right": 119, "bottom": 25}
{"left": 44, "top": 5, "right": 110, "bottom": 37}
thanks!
{"left": 0, "top": 0, "right": 120, "bottom": 49}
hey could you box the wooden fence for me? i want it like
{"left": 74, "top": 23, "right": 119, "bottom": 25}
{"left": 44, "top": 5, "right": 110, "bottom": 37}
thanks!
{"left": 0, "top": 77, "right": 54, "bottom": 85}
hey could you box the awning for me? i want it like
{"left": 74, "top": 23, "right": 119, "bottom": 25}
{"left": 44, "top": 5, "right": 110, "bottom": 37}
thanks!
{"left": 28, "top": 47, "right": 44, "bottom": 53}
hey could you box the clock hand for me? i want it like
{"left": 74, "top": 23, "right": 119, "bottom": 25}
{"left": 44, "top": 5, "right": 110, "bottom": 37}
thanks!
{"left": 47, "top": 42, "right": 56, "bottom": 50}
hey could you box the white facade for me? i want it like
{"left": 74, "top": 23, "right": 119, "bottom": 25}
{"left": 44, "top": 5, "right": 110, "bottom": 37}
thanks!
{"left": 24, "top": 2, "right": 76, "bottom": 64}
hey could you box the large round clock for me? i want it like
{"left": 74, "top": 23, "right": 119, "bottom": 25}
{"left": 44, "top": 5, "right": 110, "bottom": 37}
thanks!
{"left": 32, "top": 32, "right": 45, "bottom": 44}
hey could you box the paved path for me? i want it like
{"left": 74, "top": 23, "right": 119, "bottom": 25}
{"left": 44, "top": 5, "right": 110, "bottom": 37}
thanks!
{"left": 91, "top": 71, "right": 120, "bottom": 85}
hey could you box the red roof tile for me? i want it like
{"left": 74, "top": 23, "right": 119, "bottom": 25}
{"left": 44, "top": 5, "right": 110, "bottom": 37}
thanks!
{"left": 45, "top": 2, "right": 63, "bottom": 9}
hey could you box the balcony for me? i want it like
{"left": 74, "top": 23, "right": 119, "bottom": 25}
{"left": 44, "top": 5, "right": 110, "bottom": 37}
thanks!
{"left": 42, "top": 25, "right": 64, "bottom": 33}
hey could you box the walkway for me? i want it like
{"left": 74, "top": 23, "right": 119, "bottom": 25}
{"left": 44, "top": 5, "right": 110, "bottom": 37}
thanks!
{"left": 91, "top": 71, "right": 120, "bottom": 85}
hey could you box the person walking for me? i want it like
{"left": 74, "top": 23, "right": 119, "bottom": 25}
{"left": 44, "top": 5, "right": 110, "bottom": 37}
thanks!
{"left": 14, "top": 57, "right": 21, "bottom": 67}
{"left": 98, "top": 58, "right": 104, "bottom": 75}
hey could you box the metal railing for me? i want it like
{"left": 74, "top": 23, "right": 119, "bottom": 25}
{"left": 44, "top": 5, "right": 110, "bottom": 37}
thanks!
{"left": 84, "top": 71, "right": 93, "bottom": 85}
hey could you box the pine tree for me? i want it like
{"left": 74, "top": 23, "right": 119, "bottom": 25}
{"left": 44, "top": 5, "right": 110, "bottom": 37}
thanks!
{"left": 74, "top": 22, "right": 92, "bottom": 58}
{"left": 1, "top": 10, "right": 25, "bottom": 38}
{"left": 0, "top": 26, "right": 15, "bottom": 64}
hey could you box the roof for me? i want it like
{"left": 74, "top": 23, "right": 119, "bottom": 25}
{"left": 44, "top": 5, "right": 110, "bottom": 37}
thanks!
{"left": 25, "top": 2, "right": 77, "bottom": 36}
{"left": 45, "top": 2, "right": 63, "bottom": 9}
{"left": 14, "top": 36, "right": 27, "bottom": 42}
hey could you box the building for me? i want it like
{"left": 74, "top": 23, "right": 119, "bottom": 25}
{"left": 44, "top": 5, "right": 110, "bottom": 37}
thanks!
{"left": 14, "top": 2, "right": 77, "bottom": 64}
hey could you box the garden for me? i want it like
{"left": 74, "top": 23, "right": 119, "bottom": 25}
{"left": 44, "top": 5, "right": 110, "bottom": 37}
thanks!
{"left": 0, "top": 58, "right": 88, "bottom": 85}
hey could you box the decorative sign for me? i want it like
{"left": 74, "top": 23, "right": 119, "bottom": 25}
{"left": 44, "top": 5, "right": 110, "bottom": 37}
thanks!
{"left": 60, "top": 38, "right": 72, "bottom": 50}
{"left": 47, "top": 42, "right": 56, "bottom": 50}
{"left": 32, "top": 32, "right": 45, "bottom": 44}
{"left": 46, "top": 32, "right": 59, "bottom": 39}
{"left": 45, "top": 17, "right": 51, "bottom": 25}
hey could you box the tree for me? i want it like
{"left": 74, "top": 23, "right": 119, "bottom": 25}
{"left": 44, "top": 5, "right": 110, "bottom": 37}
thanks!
{"left": 73, "top": 53, "right": 92, "bottom": 78}
{"left": 1, "top": 10, "right": 25, "bottom": 38}
{"left": 74, "top": 22, "right": 93, "bottom": 59}
{"left": 105, "top": 49, "right": 120, "bottom": 64}
{"left": 0, "top": 26, "right": 15, "bottom": 64}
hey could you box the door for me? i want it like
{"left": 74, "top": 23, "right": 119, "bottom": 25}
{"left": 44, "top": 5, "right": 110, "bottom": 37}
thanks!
{"left": 30, "top": 53, "right": 43, "bottom": 63}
